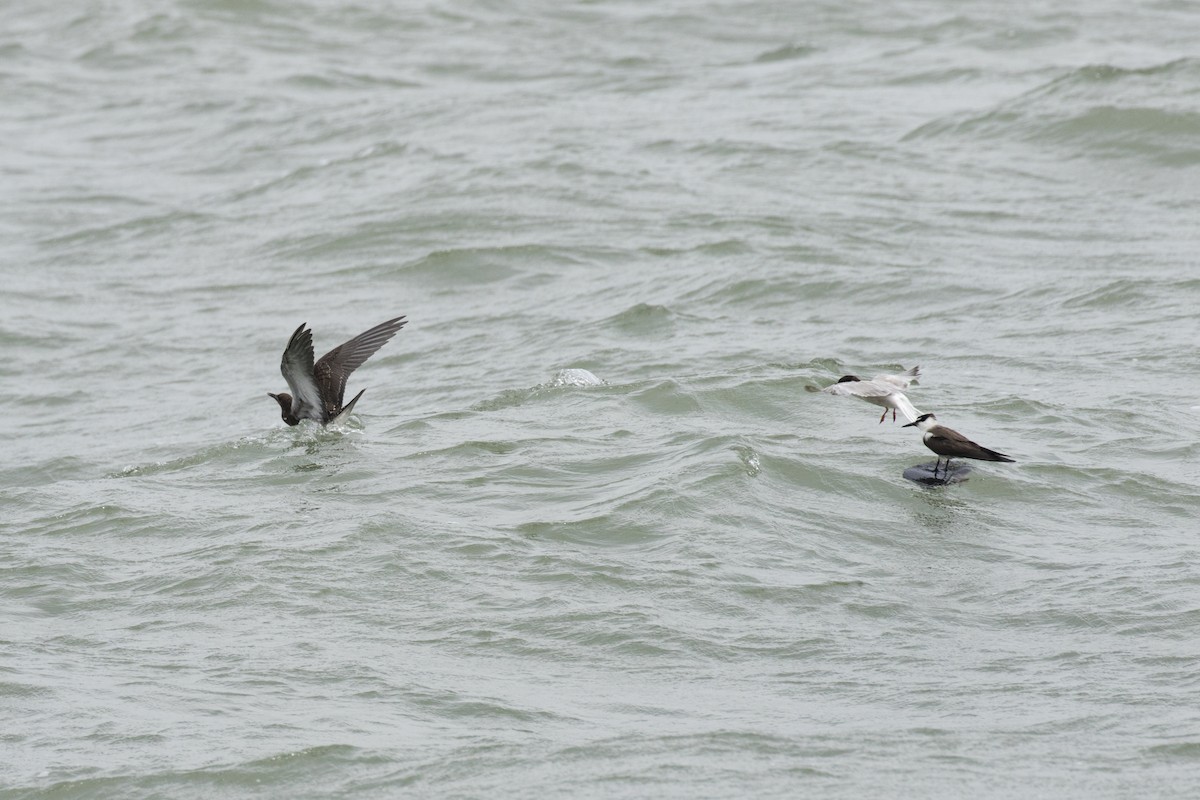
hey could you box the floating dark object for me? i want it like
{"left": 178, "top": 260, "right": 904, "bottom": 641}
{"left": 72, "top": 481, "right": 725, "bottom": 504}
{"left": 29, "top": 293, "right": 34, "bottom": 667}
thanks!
{"left": 903, "top": 461, "right": 972, "bottom": 486}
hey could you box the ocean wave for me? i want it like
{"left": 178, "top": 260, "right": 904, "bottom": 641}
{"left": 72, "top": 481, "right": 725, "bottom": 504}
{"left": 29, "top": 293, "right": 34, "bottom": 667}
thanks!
{"left": 904, "top": 59, "right": 1200, "bottom": 165}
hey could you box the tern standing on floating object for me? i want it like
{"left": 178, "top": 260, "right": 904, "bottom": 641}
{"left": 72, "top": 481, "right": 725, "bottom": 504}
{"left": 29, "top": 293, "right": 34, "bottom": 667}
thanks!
{"left": 808, "top": 366, "right": 922, "bottom": 423}
{"left": 268, "top": 316, "right": 407, "bottom": 425}
{"left": 903, "top": 413, "right": 1015, "bottom": 477}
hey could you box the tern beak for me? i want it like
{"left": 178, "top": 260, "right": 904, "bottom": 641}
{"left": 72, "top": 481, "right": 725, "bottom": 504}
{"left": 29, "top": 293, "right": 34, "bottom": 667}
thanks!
{"left": 902, "top": 421, "right": 918, "bottom": 427}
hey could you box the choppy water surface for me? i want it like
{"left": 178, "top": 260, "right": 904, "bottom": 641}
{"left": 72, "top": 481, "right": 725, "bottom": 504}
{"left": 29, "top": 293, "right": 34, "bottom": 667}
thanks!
{"left": 3, "top": 1, "right": 1200, "bottom": 796}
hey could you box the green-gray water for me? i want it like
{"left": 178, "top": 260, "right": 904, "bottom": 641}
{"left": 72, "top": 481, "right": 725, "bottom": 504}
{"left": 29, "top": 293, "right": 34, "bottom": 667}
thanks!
{"left": 3, "top": 1, "right": 1199, "bottom": 797}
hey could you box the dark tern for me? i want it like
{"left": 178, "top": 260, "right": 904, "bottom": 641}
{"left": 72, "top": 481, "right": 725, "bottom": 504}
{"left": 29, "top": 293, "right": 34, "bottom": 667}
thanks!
{"left": 807, "top": 366, "right": 921, "bottom": 423}
{"left": 268, "top": 316, "right": 407, "bottom": 426}
{"left": 903, "top": 413, "right": 1015, "bottom": 477}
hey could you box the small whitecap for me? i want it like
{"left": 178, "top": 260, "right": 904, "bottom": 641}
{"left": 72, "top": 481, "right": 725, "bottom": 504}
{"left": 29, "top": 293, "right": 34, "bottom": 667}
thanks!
{"left": 549, "top": 368, "right": 605, "bottom": 388}
{"left": 732, "top": 445, "right": 761, "bottom": 476}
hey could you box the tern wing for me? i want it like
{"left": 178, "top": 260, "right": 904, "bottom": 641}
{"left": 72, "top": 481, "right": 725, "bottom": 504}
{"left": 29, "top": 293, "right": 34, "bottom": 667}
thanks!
{"left": 936, "top": 426, "right": 982, "bottom": 448}
{"left": 313, "top": 316, "right": 407, "bottom": 417}
{"left": 930, "top": 426, "right": 1015, "bottom": 462}
{"left": 280, "top": 323, "right": 326, "bottom": 422}
{"left": 874, "top": 365, "right": 920, "bottom": 390}
{"left": 821, "top": 380, "right": 893, "bottom": 399}
{"left": 890, "top": 391, "right": 921, "bottom": 424}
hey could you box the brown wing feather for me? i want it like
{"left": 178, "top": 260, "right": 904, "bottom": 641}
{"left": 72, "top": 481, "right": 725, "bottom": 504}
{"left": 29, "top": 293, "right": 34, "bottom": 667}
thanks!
{"left": 280, "top": 323, "right": 326, "bottom": 422}
{"left": 927, "top": 427, "right": 1014, "bottom": 462}
{"left": 313, "top": 316, "right": 407, "bottom": 416}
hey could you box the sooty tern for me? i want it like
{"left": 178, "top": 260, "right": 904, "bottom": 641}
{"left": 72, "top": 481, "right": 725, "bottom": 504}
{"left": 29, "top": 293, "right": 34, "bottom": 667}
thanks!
{"left": 268, "top": 316, "right": 407, "bottom": 426}
{"left": 903, "top": 413, "right": 1014, "bottom": 477}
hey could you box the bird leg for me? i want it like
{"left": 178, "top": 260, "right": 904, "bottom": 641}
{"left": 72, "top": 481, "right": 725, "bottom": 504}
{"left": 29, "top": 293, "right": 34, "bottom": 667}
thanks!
{"left": 879, "top": 409, "right": 888, "bottom": 424}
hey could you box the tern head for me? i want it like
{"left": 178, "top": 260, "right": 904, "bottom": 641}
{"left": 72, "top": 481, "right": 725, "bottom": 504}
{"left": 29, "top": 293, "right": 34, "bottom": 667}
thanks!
{"left": 267, "top": 392, "right": 301, "bottom": 426}
{"left": 903, "top": 412, "right": 937, "bottom": 429}
{"left": 836, "top": 375, "right": 862, "bottom": 383}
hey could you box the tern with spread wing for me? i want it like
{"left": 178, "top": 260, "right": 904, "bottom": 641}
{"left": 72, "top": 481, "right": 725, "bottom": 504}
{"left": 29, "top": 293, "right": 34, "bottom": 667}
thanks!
{"left": 903, "top": 413, "right": 1015, "bottom": 477}
{"left": 268, "top": 316, "right": 407, "bottom": 425}
{"left": 807, "top": 366, "right": 921, "bottom": 423}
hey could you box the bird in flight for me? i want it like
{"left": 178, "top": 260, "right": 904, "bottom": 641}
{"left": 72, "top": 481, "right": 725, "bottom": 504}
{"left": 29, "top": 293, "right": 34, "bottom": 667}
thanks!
{"left": 807, "top": 366, "right": 921, "bottom": 423}
{"left": 268, "top": 316, "right": 407, "bottom": 426}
